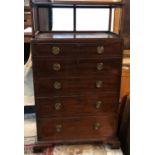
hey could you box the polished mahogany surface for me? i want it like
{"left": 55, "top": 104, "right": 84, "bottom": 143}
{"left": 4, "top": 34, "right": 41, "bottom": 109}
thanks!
{"left": 31, "top": 32, "right": 123, "bottom": 147}
{"left": 37, "top": 115, "right": 117, "bottom": 141}
{"left": 30, "top": 0, "right": 124, "bottom": 150}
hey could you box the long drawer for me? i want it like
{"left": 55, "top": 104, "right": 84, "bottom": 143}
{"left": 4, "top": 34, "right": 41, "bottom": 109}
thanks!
{"left": 36, "top": 93, "right": 119, "bottom": 117}
{"left": 32, "top": 40, "right": 122, "bottom": 58}
{"left": 37, "top": 115, "right": 117, "bottom": 142}
{"left": 34, "top": 76, "right": 120, "bottom": 97}
{"left": 33, "top": 58, "right": 122, "bottom": 78}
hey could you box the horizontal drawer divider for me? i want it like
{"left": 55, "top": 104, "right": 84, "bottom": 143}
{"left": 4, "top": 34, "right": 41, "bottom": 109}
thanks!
{"left": 37, "top": 112, "right": 118, "bottom": 119}
{"left": 35, "top": 92, "right": 119, "bottom": 98}
{"left": 32, "top": 56, "right": 122, "bottom": 59}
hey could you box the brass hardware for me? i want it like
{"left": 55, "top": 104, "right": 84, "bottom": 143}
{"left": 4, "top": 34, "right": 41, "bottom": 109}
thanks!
{"left": 97, "top": 46, "right": 104, "bottom": 54}
{"left": 96, "top": 80, "right": 103, "bottom": 88}
{"left": 55, "top": 102, "right": 62, "bottom": 110}
{"left": 52, "top": 63, "right": 61, "bottom": 71}
{"left": 94, "top": 122, "right": 101, "bottom": 130}
{"left": 52, "top": 46, "right": 60, "bottom": 55}
{"left": 96, "top": 101, "right": 102, "bottom": 109}
{"left": 53, "top": 81, "right": 61, "bottom": 90}
{"left": 97, "top": 63, "right": 104, "bottom": 71}
{"left": 55, "top": 124, "right": 62, "bottom": 132}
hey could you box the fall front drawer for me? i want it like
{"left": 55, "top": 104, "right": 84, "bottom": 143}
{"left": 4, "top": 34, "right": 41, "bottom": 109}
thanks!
{"left": 36, "top": 93, "right": 119, "bottom": 117}
{"left": 37, "top": 115, "right": 117, "bottom": 142}
{"left": 34, "top": 77, "right": 120, "bottom": 97}
{"left": 33, "top": 58, "right": 122, "bottom": 78}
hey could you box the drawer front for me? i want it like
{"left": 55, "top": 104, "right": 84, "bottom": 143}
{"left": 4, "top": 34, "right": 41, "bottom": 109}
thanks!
{"left": 33, "top": 58, "right": 122, "bottom": 78}
{"left": 34, "top": 77, "right": 120, "bottom": 97}
{"left": 32, "top": 40, "right": 122, "bottom": 58}
{"left": 32, "top": 43, "right": 77, "bottom": 57}
{"left": 33, "top": 58, "right": 78, "bottom": 77}
{"left": 36, "top": 93, "right": 119, "bottom": 117}
{"left": 37, "top": 115, "right": 117, "bottom": 141}
{"left": 78, "top": 41, "right": 122, "bottom": 59}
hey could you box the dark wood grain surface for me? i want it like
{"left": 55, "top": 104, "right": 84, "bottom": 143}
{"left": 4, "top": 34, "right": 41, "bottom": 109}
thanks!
{"left": 29, "top": 0, "right": 126, "bottom": 149}
{"left": 32, "top": 58, "right": 122, "bottom": 78}
{"left": 36, "top": 93, "right": 119, "bottom": 117}
{"left": 31, "top": 32, "right": 123, "bottom": 148}
{"left": 37, "top": 115, "right": 117, "bottom": 141}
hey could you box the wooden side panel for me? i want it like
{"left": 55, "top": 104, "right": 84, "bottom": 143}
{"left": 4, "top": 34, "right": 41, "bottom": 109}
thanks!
{"left": 31, "top": 0, "right": 50, "bottom": 32}
{"left": 113, "top": 0, "right": 130, "bottom": 49}
{"left": 113, "top": 8, "right": 120, "bottom": 34}
{"left": 38, "top": 8, "right": 50, "bottom": 31}
{"left": 120, "top": 66, "right": 130, "bottom": 102}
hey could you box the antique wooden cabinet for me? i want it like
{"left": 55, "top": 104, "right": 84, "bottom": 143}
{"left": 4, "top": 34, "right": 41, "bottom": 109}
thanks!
{"left": 30, "top": 0, "right": 124, "bottom": 150}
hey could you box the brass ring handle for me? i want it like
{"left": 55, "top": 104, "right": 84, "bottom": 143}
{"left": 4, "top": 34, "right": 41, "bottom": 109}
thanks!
{"left": 96, "top": 80, "right": 103, "bottom": 88}
{"left": 53, "top": 81, "right": 61, "bottom": 90}
{"left": 94, "top": 122, "right": 101, "bottom": 130}
{"left": 52, "top": 63, "right": 61, "bottom": 71}
{"left": 97, "top": 63, "right": 104, "bottom": 71}
{"left": 52, "top": 46, "right": 60, "bottom": 55}
{"left": 55, "top": 102, "right": 62, "bottom": 110}
{"left": 95, "top": 101, "right": 102, "bottom": 109}
{"left": 55, "top": 124, "right": 62, "bottom": 132}
{"left": 97, "top": 46, "right": 104, "bottom": 54}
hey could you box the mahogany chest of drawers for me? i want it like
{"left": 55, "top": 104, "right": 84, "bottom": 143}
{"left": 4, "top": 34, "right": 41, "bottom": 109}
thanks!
{"left": 31, "top": 33, "right": 123, "bottom": 146}
{"left": 30, "top": 0, "right": 124, "bottom": 150}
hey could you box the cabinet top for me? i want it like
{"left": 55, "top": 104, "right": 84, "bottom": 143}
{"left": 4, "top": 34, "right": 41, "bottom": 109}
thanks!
{"left": 32, "top": 0, "right": 123, "bottom": 6}
{"left": 32, "top": 32, "right": 121, "bottom": 43}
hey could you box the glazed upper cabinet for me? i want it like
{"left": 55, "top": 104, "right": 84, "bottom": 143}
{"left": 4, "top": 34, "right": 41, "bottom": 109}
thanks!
{"left": 30, "top": 0, "right": 124, "bottom": 35}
